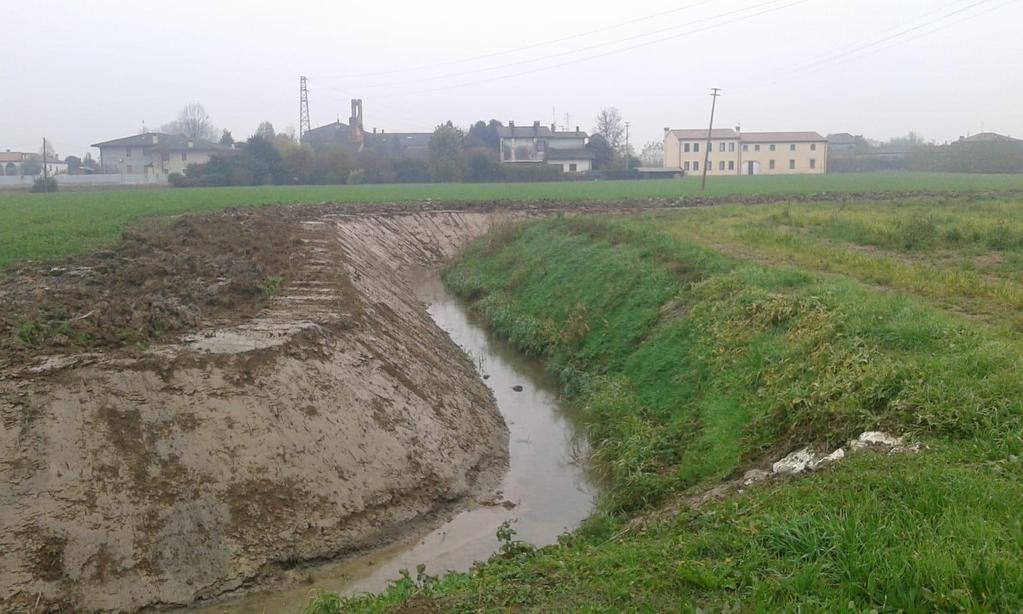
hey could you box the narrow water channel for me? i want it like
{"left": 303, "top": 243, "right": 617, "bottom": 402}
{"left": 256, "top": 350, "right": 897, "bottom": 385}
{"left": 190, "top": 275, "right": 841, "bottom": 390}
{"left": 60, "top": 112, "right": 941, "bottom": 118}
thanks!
{"left": 200, "top": 274, "right": 599, "bottom": 612}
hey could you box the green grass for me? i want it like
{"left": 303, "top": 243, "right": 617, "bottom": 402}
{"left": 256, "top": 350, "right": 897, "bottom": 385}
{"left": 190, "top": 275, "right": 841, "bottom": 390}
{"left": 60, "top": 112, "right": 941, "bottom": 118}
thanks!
{"left": 4, "top": 172, "right": 1023, "bottom": 268}
{"left": 317, "top": 201, "right": 1023, "bottom": 612}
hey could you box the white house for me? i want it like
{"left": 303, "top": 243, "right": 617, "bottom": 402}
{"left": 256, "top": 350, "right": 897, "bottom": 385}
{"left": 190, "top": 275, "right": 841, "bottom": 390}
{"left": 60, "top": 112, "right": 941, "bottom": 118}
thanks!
{"left": 497, "top": 121, "right": 595, "bottom": 173}
{"left": 91, "top": 133, "right": 233, "bottom": 181}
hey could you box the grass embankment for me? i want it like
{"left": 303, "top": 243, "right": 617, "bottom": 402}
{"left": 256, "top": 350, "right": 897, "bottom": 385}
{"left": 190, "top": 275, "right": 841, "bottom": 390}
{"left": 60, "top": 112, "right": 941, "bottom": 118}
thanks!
{"left": 319, "top": 199, "right": 1023, "bottom": 612}
{"left": 4, "top": 173, "right": 1023, "bottom": 268}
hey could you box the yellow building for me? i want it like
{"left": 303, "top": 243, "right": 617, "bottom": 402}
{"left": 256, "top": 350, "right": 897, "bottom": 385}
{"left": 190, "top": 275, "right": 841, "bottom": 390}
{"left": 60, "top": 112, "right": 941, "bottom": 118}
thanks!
{"left": 663, "top": 128, "right": 828, "bottom": 176}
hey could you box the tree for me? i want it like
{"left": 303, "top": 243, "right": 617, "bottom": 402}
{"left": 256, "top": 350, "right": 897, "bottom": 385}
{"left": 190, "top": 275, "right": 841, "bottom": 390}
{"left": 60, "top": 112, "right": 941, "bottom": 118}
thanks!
{"left": 586, "top": 134, "right": 614, "bottom": 170}
{"left": 244, "top": 135, "right": 289, "bottom": 184}
{"left": 593, "top": 107, "right": 625, "bottom": 152}
{"left": 219, "top": 130, "right": 235, "bottom": 146}
{"left": 462, "top": 147, "right": 502, "bottom": 182}
{"left": 82, "top": 152, "right": 99, "bottom": 171}
{"left": 465, "top": 119, "right": 503, "bottom": 151}
{"left": 639, "top": 141, "right": 663, "bottom": 167}
{"left": 161, "top": 102, "right": 218, "bottom": 141}
{"left": 255, "top": 121, "right": 276, "bottom": 141}
{"left": 39, "top": 140, "right": 57, "bottom": 161}
{"left": 429, "top": 121, "right": 465, "bottom": 182}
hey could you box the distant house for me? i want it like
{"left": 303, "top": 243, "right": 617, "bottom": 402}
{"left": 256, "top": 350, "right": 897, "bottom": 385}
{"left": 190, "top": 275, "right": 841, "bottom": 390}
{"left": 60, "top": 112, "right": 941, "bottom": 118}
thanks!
{"left": 827, "top": 133, "right": 869, "bottom": 155}
{"left": 302, "top": 99, "right": 431, "bottom": 159}
{"left": 663, "top": 128, "right": 828, "bottom": 175}
{"left": 960, "top": 132, "right": 1023, "bottom": 144}
{"left": 91, "top": 133, "right": 233, "bottom": 180}
{"left": 0, "top": 151, "right": 28, "bottom": 176}
{"left": 0, "top": 150, "right": 66, "bottom": 176}
{"left": 497, "top": 121, "right": 595, "bottom": 173}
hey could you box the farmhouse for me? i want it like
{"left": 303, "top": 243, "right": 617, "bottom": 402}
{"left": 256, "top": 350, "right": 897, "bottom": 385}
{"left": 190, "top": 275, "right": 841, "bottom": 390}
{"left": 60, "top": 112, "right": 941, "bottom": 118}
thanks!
{"left": 0, "top": 151, "right": 31, "bottom": 176}
{"left": 960, "top": 132, "right": 1022, "bottom": 144}
{"left": 0, "top": 150, "right": 68, "bottom": 177}
{"left": 91, "top": 133, "right": 232, "bottom": 180}
{"left": 497, "top": 121, "right": 595, "bottom": 173}
{"left": 663, "top": 128, "right": 828, "bottom": 176}
{"left": 302, "top": 99, "right": 432, "bottom": 159}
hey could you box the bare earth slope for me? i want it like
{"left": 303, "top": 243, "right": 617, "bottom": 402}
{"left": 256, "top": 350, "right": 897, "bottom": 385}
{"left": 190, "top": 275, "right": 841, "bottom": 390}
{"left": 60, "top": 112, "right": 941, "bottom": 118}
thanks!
{"left": 0, "top": 209, "right": 517, "bottom": 611}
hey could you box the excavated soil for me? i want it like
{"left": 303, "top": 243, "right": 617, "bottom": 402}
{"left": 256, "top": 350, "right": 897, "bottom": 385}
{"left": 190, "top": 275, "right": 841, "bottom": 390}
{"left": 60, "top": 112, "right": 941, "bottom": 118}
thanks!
{"left": 0, "top": 205, "right": 552, "bottom": 612}
{"left": 2, "top": 190, "right": 1003, "bottom": 612}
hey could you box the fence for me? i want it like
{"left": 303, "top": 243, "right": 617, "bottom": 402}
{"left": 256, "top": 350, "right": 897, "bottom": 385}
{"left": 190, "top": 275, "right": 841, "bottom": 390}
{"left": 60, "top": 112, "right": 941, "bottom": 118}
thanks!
{"left": 0, "top": 174, "right": 167, "bottom": 191}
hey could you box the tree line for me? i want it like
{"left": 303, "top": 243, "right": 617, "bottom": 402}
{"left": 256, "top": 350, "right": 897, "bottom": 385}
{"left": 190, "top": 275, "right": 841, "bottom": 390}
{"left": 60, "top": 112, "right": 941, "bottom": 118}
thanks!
{"left": 170, "top": 105, "right": 649, "bottom": 187}
{"left": 831, "top": 132, "right": 1023, "bottom": 174}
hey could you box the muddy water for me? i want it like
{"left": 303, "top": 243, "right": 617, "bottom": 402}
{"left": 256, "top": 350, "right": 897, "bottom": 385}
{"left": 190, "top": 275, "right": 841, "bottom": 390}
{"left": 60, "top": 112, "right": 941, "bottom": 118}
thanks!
{"left": 200, "top": 275, "right": 598, "bottom": 612}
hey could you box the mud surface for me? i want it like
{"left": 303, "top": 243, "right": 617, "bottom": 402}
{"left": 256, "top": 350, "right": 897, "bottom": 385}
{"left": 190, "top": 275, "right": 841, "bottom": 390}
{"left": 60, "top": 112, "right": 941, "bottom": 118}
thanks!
{"left": 1, "top": 207, "right": 535, "bottom": 611}
{"left": 202, "top": 274, "right": 598, "bottom": 612}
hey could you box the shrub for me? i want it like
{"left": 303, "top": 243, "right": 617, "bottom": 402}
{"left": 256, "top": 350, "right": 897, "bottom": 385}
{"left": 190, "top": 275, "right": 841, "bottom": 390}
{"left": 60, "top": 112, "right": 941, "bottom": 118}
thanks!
{"left": 31, "top": 177, "right": 58, "bottom": 193}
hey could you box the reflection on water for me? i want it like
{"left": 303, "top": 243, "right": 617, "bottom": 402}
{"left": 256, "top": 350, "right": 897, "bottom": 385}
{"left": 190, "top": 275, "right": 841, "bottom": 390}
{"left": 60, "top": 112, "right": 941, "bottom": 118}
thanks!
{"left": 199, "top": 274, "right": 598, "bottom": 613}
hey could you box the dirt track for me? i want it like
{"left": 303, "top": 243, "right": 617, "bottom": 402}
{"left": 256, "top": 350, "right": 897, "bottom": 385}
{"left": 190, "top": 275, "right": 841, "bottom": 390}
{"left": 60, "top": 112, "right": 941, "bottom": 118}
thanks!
{"left": 0, "top": 207, "right": 544, "bottom": 611}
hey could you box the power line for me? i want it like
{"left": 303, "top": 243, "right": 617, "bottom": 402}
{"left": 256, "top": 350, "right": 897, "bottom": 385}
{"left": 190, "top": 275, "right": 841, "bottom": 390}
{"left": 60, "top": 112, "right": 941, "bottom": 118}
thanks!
{"left": 318, "top": 0, "right": 720, "bottom": 80}
{"left": 792, "top": 0, "right": 991, "bottom": 74}
{"left": 367, "top": 0, "right": 809, "bottom": 100}
{"left": 336, "top": 0, "right": 797, "bottom": 92}
{"left": 804, "top": 0, "right": 1018, "bottom": 72}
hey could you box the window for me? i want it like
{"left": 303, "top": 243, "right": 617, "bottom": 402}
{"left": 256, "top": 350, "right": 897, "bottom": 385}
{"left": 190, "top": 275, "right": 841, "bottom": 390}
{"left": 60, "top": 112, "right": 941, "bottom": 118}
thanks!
{"left": 719, "top": 160, "right": 725, "bottom": 171}
{"left": 719, "top": 142, "right": 726, "bottom": 152}
{"left": 161, "top": 152, "right": 170, "bottom": 163}
{"left": 125, "top": 147, "right": 132, "bottom": 157}
{"left": 693, "top": 143, "right": 700, "bottom": 153}
{"left": 684, "top": 161, "right": 691, "bottom": 171}
{"left": 126, "top": 164, "right": 133, "bottom": 173}
{"left": 693, "top": 161, "right": 699, "bottom": 171}
{"left": 755, "top": 144, "right": 761, "bottom": 152}
{"left": 729, "top": 142, "right": 736, "bottom": 152}
{"left": 684, "top": 143, "right": 690, "bottom": 153}
{"left": 569, "top": 163, "right": 578, "bottom": 172}
{"left": 728, "top": 160, "right": 735, "bottom": 171}
{"left": 811, "top": 143, "right": 817, "bottom": 151}
{"left": 790, "top": 144, "right": 796, "bottom": 151}
{"left": 789, "top": 159, "right": 796, "bottom": 169}
{"left": 742, "top": 144, "right": 748, "bottom": 152}
{"left": 769, "top": 160, "right": 776, "bottom": 170}
{"left": 769, "top": 144, "right": 776, "bottom": 152}
{"left": 810, "top": 158, "right": 817, "bottom": 169}
{"left": 181, "top": 152, "right": 187, "bottom": 162}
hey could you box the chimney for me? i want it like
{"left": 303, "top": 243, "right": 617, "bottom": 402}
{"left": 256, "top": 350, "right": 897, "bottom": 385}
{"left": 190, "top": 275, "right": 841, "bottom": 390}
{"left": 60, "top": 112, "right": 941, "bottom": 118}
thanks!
{"left": 508, "top": 120, "right": 515, "bottom": 129}
{"left": 373, "top": 127, "right": 377, "bottom": 134}
{"left": 551, "top": 123, "right": 557, "bottom": 132}
{"left": 575, "top": 126, "right": 580, "bottom": 133}
{"left": 664, "top": 127, "right": 670, "bottom": 134}
{"left": 533, "top": 120, "right": 540, "bottom": 128}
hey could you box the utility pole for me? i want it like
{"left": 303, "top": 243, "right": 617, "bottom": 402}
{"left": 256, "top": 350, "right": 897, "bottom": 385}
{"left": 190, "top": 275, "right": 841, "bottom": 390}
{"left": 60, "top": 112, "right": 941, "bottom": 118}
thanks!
{"left": 299, "top": 76, "right": 311, "bottom": 141}
{"left": 624, "top": 122, "right": 631, "bottom": 168}
{"left": 42, "top": 137, "right": 49, "bottom": 192}
{"left": 701, "top": 87, "right": 721, "bottom": 191}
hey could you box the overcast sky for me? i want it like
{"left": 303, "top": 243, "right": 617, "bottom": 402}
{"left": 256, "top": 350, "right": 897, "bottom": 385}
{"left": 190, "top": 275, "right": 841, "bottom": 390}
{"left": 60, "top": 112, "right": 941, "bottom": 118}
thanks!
{"left": 2, "top": 0, "right": 1021, "bottom": 158}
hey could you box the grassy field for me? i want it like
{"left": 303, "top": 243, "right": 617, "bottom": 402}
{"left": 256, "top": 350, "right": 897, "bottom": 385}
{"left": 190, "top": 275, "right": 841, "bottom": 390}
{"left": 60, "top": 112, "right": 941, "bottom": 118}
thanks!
{"left": 4, "top": 173, "right": 1023, "bottom": 268}
{"left": 312, "top": 195, "right": 1023, "bottom": 612}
